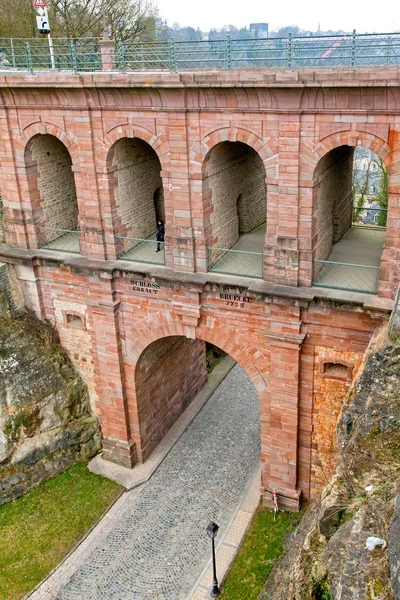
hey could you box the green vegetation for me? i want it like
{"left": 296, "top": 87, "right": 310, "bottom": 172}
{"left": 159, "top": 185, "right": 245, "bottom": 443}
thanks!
{"left": 0, "top": 462, "right": 122, "bottom": 600}
{"left": 221, "top": 506, "right": 300, "bottom": 600}
{"left": 312, "top": 576, "right": 331, "bottom": 600}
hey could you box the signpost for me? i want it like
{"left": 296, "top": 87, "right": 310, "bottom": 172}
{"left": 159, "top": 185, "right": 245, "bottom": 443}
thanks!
{"left": 32, "top": 0, "right": 55, "bottom": 70}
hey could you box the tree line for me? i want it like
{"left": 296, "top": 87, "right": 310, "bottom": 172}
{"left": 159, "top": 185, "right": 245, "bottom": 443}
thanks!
{"left": 0, "top": 1, "right": 353, "bottom": 43}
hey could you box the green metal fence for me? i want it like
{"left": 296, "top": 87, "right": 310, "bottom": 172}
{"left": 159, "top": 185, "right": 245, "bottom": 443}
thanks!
{"left": 313, "top": 259, "right": 380, "bottom": 293}
{"left": 1, "top": 32, "right": 400, "bottom": 73}
{"left": 116, "top": 235, "right": 165, "bottom": 265}
{"left": 352, "top": 206, "right": 387, "bottom": 227}
{"left": 208, "top": 247, "right": 263, "bottom": 278}
{"left": 38, "top": 227, "right": 80, "bottom": 253}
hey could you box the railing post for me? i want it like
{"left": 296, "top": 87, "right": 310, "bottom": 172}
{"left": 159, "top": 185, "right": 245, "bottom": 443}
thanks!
{"left": 169, "top": 37, "right": 176, "bottom": 72}
{"left": 287, "top": 32, "right": 293, "bottom": 70}
{"left": 226, "top": 34, "right": 232, "bottom": 71}
{"left": 26, "top": 42, "right": 33, "bottom": 74}
{"left": 100, "top": 37, "right": 115, "bottom": 71}
{"left": 10, "top": 39, "right": 16, "bottom": 68}
{"left": 118, "top": 40, "right": 126, "bottom": 73}
{"left": 351, "top": 29, "right": 357, "bottom": 69}
{"left": 70, "top": 39, "right": 77, "bottom": 73}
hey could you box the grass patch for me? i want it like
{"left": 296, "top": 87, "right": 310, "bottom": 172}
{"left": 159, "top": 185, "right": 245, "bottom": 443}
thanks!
{"left": 0, "top": 462, "right": 122, "bottom": 600}
{"left": 221, "top": 506, "right": 299, "bottom": 600}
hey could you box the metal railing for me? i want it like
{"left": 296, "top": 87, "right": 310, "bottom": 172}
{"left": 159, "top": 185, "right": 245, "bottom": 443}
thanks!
{"left": 1, "top": 32, "right": 400, "bottom": 73}
{"left": 352, "top": 206, "right": 387, "bottom": 227}
{"left": 208, "top": 247, "right": 263, "bottom": 278}
{"left": 313, "top": 259, "right": 380, "bottom": 293}
{"left": 38, "top": 227, "right": 80, "bottom": 253}
{"left": 116, "top": 235, "right": 165, "bottom": 265}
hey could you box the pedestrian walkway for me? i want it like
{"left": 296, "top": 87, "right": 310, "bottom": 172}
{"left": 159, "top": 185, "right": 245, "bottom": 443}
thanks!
{"left": 29, "top": 364, "right": 260, "bottom": 600}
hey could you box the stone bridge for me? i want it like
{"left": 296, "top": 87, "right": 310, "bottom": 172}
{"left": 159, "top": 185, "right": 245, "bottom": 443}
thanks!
{"left": 0, "top": 64, "right": 399, "bottom": 509}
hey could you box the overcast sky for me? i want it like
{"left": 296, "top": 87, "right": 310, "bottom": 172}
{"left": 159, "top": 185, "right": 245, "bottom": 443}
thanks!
{"left": 155, "top": 0, "right": 399, "bottom": 33}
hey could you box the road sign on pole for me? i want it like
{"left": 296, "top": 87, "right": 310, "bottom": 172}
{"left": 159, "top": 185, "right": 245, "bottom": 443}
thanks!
{"left": 33, "top": 0, "right": 47, "bottom": 7}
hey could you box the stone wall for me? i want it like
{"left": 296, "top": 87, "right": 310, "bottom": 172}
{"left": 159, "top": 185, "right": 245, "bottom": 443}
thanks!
{"left": 135, "top": 336, "right": 207, "bottom": 461}
{"left": 26, "top": 134, "right": 78, "bottom": 233}
{"left": 0, "top": 290, "right": 100, "bottom": 506}
{"left": 314, "top": 145, "right": 354, "bottom": 261}
{"left": 111, "top": 138, "right": 163, "bottom": 239}
{"left": 204, "top": 141, "right": 266, "bottom": 249}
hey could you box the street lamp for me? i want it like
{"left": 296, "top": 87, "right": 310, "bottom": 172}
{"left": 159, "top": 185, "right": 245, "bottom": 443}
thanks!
{"left": 206, "top": 521, "right": 221, "bottom": 597}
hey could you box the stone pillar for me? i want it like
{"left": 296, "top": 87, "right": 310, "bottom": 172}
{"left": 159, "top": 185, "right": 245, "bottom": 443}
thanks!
{"left": 89, "top": 290, "right": 136, "bottom": 468}
{"left": 379, "top": 123, "right": 400, "bottom": 299}
{"left": 99, "top": 38, "right": 115, "bottom": 72}
{"left": 273, "top": 116, "right": 301, "bottom": 286}
{"left": 165, "top": 112, "right": 196, "bottom": 272}
{"left": 263, "top": 325, "right": 305, "bottom": 511}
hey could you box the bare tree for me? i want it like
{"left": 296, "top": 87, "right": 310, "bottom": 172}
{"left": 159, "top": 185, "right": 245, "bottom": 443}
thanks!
{"left": 0, "top": 0, "right": 158, "bottom": 40}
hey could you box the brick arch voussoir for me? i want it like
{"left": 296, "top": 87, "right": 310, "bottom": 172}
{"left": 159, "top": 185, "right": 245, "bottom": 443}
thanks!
{"left": 101, "top": 125, "right": 170, "bottom": 175}
{"left": 17, "top": 122, "right": 80, "bottom": 169}
{"left": 303, "top": 130, "right": 391, "bottom": 182}
{"left": 124, "top": 311, "right": 267, "bottom": 394}
{"left": 198, "top": 127, "right": 275, "bottom": 170}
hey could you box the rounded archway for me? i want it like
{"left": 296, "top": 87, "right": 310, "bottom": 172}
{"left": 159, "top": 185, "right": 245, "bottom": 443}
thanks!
{"left": 25, "top": 134, "right": 79, "bottom": 252}
{"left": 203, "top": 141, "right": 266, "bottom": 277}
{"left": 312, "top": 144, "right": 388, "bottom": 294}
{"left": 107, "top": 137, "right": 165, "bottom": 261}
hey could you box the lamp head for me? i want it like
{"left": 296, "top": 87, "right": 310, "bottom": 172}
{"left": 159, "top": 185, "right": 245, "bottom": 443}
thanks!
{"left": 206, "top": 521, "right": 219, "bottom": 539}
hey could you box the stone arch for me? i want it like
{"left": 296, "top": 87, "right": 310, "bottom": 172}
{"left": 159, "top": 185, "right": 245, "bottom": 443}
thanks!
{"left": 191, "top": 126, "right": 278, "bottom": 177}
{"left": 201, "top": 138, "right": 267, "bottom": 255}
{"left": 122, "top": 310, "right": 268, "bottom": 464}
{"left": 104, "top": 137, "right": 166, "bottom": 257}
{"left": 99, "top": 125, "right": 171, "bottom": 176}
{"left": 23, "top": 132, "right": 79, "bottom": 250}
{"left": 15, "top": 122, "right": 80, "bottom": 169}
{"left": 301, "top": 129, "right": 391, "bottom": 183}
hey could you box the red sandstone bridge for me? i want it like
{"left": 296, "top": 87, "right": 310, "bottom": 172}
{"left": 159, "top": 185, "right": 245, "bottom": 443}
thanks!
{"left": 0, "top": 37, "right": 399, "bottom": 509}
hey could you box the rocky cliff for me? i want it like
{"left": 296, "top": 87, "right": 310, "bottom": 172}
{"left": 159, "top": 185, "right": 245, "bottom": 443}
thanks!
{"left": 261, "top": 310, "right": 400, "bottom": 599}
{"left": 0, "top": 283, "right": 101, "bottom": 505}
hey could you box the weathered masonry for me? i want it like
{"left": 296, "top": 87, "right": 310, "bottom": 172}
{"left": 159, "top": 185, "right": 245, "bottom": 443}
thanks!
{"left": 0, "top": 67, "right": 399, "bottom": 510}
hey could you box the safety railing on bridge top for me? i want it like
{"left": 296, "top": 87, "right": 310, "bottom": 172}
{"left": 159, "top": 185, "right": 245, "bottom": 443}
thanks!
{"left": 208, "top": 247, "right": 264, "bottom": 279}
{"left": 116, "top": 235, "right": 165, "bottom": 265}
{"left": 1, "top": 32, "right": 400, "bottom": 73}
{"left": 38, "top": 227, "right": 80, "bottom": 253}
{"left": 352, "top": 206, "right": 388, "bottom": 227}
{"left": 313, "top": 259, "right": 380, "bottom": 294}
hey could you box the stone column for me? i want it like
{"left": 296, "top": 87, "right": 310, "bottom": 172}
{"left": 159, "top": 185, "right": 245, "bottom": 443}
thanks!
{"left": 99, "top": 38, "right": 115, "bottom": 72}
{"left": 273, "top": 115, "right": 301, "bottom": 286}
{"left": 263, "top": 324, "right": 305, "bottom": 511}
{"left": 89, "top": 289, "right": 136, "bottom": 468}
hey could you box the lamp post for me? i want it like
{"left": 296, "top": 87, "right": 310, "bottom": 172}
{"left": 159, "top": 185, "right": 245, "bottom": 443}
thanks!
{"left": 206, "top": 521, "right": 221, "bottom": 597}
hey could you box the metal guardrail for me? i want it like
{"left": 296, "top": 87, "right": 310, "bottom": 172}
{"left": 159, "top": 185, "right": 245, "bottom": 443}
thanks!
{"left": 116, "top": 235, "right": 165, "bottom": 265}
{"left": 313, "top": 259, "right": 380, "bottom": 293}
{"left": 352, "top": 206, "right": 387, "bottom": 227}
{"left": 1, "top": 32, "right": 400, "bottom": 73}
{"left": 38, "top": 227, "right": 80, "bottom": 253}
{"left": 208, "top": 247, "right": 263, "bottom": 279}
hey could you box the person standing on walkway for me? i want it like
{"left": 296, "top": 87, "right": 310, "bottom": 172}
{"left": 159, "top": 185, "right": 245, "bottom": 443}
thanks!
{"left": 156, "top": 220, "right": 164, "bottom": 252}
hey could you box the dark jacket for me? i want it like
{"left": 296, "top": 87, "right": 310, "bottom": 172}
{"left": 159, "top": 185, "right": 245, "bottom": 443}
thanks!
{"left": 156, "top": 222, "right": 165, "bottom": 241}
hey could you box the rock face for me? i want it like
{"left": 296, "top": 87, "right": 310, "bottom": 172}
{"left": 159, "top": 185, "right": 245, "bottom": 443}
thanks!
{"left": 260, "top": 323, "right": 400, "bottom": 600}
{"left": 0, "top": 289, "right": 101, "bottom": 505}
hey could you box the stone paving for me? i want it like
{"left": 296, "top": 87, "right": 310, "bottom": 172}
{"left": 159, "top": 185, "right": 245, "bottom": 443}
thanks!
{"left": 44, "top": 364, "right": 260, "bottom": 600}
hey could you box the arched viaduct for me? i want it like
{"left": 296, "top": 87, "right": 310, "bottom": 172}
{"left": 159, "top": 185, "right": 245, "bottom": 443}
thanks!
{"left": 0, "top": 67, "right": 398, "bottom": 509}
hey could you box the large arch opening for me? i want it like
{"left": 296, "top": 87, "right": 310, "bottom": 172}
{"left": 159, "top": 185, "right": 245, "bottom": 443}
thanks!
{"left": 203, "top": 141, "right": 266, "bottom": 278}
{"left": 25, "top": 134, "right": 80, "bottom": 253}
{"left": 312, "top": 145, "right": 387, "bottom": 293}
{"left": 109, "top": 138, "right": 165, "bottom": 265}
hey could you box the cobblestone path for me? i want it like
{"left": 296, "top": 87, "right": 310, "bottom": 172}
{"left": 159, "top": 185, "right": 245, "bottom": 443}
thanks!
{"left": 56, "top": 364, "right": 260, "bottom": 600}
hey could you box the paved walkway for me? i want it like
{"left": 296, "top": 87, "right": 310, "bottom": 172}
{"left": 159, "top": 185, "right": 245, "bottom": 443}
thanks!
{"left": 30, "top": 364, "right": 260, "bottom": 600}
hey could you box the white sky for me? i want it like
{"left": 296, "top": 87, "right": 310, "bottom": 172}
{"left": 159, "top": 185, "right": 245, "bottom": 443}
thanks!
{"left": 155, "top": 0, "right": 399, "bottom": 34}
